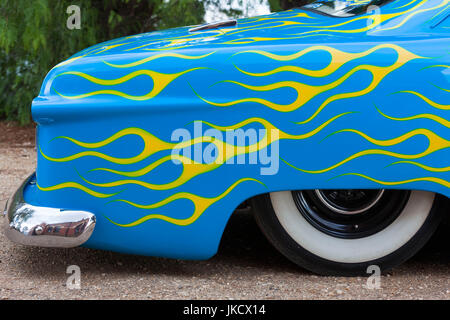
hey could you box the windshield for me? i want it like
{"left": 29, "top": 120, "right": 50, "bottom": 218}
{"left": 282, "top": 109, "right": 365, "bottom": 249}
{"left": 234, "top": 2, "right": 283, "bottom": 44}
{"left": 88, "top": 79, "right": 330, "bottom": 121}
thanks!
{"left": 302, "top": 0, "right": 394, "bottom": 17}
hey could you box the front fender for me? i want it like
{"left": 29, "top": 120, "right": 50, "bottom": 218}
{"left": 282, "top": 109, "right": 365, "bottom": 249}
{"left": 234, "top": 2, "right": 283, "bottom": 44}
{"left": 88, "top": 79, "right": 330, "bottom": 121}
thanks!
{"left": 27, "top": 10, "right": 450, "bottom": 259}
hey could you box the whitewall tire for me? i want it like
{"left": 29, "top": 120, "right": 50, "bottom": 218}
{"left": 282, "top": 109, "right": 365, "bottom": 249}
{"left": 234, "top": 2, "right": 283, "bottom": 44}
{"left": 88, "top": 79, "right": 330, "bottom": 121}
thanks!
{"left": 252, "top": 189, "right": 445, "bottom": 275}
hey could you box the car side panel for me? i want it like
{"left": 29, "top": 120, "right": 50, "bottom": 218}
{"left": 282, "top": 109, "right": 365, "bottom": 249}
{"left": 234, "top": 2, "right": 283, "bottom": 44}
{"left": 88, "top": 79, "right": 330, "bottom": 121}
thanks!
{"left": 29, "top": 1, "right": 450, "bottom": 258}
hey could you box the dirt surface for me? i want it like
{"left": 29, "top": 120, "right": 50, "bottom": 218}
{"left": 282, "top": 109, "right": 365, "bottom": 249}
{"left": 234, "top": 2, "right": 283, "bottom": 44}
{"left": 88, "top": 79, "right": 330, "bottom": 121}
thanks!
{"left": 0, "top": 122, "right": 449, "bottom": 300}
{"left": 0, "top": 122, "right": 35, "bottom": 146}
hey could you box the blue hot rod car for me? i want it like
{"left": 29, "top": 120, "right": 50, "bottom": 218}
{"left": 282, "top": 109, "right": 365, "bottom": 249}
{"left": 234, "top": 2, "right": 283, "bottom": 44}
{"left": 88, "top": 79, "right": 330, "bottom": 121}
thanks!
{"left": 3, "top": 0, "right": 450, "bottom": 275}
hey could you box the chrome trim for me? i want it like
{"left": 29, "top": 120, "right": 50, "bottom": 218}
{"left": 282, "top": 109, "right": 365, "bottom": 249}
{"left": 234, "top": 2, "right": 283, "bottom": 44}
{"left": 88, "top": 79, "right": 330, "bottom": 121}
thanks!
{"left": 3, "top": 173, "right": 96, "bottom": 248}
{"left": 189, "top": 19, "right": 237, "bottom": 32}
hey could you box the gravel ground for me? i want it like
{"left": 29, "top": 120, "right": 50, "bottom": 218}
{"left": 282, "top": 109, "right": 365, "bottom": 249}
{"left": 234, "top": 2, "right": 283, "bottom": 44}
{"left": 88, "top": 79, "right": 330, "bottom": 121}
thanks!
{"left": 0, "top": 122, "right": 449, "bottom": 300}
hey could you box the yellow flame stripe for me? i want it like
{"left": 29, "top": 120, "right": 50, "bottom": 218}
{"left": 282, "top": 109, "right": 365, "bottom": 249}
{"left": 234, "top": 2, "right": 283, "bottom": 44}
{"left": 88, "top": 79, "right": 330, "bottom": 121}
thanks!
{"left": 51, "top": 127, "right": 164, "bottom": 149}
{"left": 389, "top": 161, "right": 450, "bottom": 172}
{"left": 282, "top": 128, "right": 450, "bottom": 174}
{"left": 431, "top": 83, "right": 450, "bottom": 93}
{"left": 335, "top": 173, "right": 450, "bottom": 189}
{"left": 234, "top": 43, "right": 392, "bottom": 63}
{"left": 223, "top": 36, "right": 294, "bottom": 45}
{"left": 88, "top": 154, "right": 188, "bottom": 177}
{"left": 56, "top": 67, "right": 205, "bottom": 101}
{"left": 129, "top": 31, "right": 215, "bottom": 51}
{"left": 233, "top": 44, "right": 414, "bottom": 78}
{"left": 298, "top": 49, "right": 422, "bottom": 123}
{"left": 124, "top": 19, "right": 315, "bottom": 52}
{"left": 420, "top": 65, "right": 450, "bottom": 70}
{"left": 80, "top": 154, "right": 214, "bottom": 191}
{"left": 199, "top": 45, "right": 420, "bottom": 115}
{"left": 289, "top": 0, "right": 435, "bottom": 36}
{"left": 377, "top": 108, "right": 450, "bottom": 128}
{"left": 85, "top": 112, "right": 352, "bottom": 184}
{"left": 331, "top": 128, "right": 448, "bottom": 149}
{"left": 52, "top": 43, "right": 131, "bottom": 69}
{"left": 82, "top": 113, "right": 350, "bottom": 190}
{"left": 394, "top": 0, "right": 418, "bottom": 10}
{"left": 123, "top": 29, "right": 225, "bottom": 52}
{"left": 221, "top": 20, "right": 316, "bottom": 38}
{"left": 221, "top": 33, "right": 348, "bottom": 45}
{"left": 37, "top": 181, "right": 120, "bottom": 198}
{"left": 104, "top": 178, "right": 264, "bottom": 227}
{"left": 93, "top": 43, "right": 132, "bottom": 55}
{"left": 397, "top": 91, "right": 450, "bottom": 110}
{"left": 227, "top": 1, "right": 443, "bottom": 45}
{"left": 200, "top": 112, "right": 352, "bottom": 139}
{"left": 213, "top": 1, "right": 444, "bottom": 46}
{"left": 39, "top": 128, "right": 173, "bottom": 165}
{"left": 375, "top": 0, "right": 449, "bottom": 32}
{"left": 144, "top": 45, "right": 194, "bottom": 51}
{"left": 139, "top": 29, "right": 240, "bottom": 50}
{"left": 102, "top": 52, "right": 215, "bottom": 68}
{"left": 238, "top": 12, "right": 316, "bottom": 25}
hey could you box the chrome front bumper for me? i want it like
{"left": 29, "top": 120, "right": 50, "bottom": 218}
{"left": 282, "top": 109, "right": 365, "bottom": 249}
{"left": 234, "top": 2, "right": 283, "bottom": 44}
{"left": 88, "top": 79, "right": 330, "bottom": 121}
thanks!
{"left": 3, "top": 173, "right": 96, "bottom": 248}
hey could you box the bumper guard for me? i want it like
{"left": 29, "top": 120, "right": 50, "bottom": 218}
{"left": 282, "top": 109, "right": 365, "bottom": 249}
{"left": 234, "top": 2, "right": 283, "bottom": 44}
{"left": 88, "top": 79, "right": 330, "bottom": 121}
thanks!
{"left": 2, "top": 173, "right": 96, "bottom": 248}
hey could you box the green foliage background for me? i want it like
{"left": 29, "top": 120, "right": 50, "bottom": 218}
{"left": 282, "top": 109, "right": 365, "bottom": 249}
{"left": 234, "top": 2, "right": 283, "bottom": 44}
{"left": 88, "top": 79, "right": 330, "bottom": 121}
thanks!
{"left": 0, "top": 0, "right": 311, "bottom": 124}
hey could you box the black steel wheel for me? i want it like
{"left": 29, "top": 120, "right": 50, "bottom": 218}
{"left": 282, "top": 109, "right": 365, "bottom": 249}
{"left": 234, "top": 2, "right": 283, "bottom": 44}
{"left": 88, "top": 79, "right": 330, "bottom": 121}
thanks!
{"left": 292, "top": 189, "right": 410, "bottom": 239}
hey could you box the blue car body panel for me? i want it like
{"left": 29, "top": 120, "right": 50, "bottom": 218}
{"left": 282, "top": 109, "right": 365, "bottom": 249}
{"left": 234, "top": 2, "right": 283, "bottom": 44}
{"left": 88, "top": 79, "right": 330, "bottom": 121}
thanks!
{"left": 29, "top": 0, "right": 449, "bottom": 259}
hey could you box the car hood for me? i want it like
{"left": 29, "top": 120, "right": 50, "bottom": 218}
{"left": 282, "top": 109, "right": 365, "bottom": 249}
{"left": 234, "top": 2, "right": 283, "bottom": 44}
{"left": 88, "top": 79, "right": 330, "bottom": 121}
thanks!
{"left": 54, "top": 0, "right": 446, "bottom": 65}
{"left": 34, "top": 0, "right": 448, "bottom": 113}
{"left": 56, "top": 9, "right": 320, "bottom": 66}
